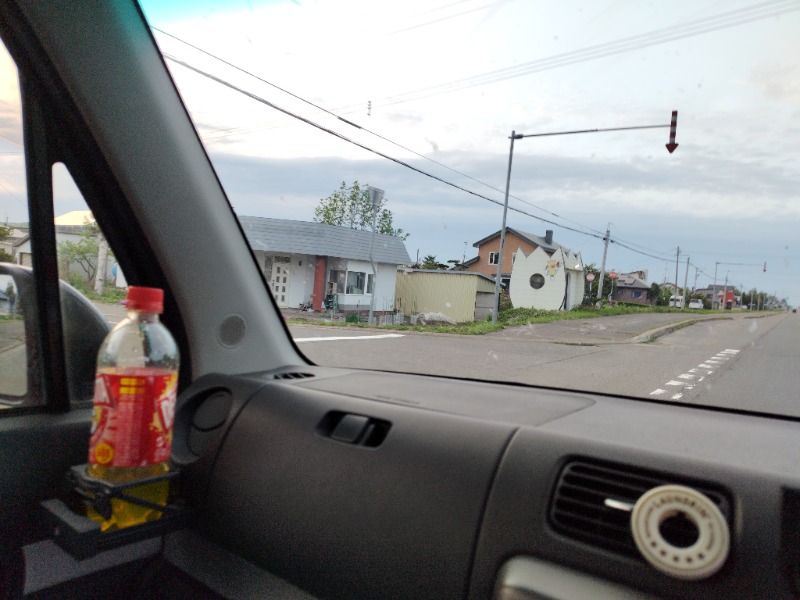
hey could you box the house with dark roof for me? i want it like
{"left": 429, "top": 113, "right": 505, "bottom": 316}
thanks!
{"left": 612, "top": 272, "right": 651, "bottom": 305}
{"left": 463, "top": 227, "right": 585, "bottom": 311}
{"left": 238, "top": 216, "right": 411, "bottom": 312}
{"left": 462, "top": 228, "right": 560, "bottom": 289}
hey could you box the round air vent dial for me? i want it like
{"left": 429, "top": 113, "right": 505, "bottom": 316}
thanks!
{"left": 631, "top": 484, "right": 730, "bottom": 580}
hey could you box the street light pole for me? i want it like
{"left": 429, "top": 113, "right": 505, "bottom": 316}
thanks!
{"left": 492, "top": 115, "right": 676, "bottom": 321}
{"left": 492, "top": 131, "right": 522, "bottom": 323}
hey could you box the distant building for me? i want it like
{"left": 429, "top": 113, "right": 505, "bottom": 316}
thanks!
{"left": 612, "top": 273, "right": 650, "bottom": 305}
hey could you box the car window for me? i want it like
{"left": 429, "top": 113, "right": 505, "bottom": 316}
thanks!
{"left": 138, "top": 1, "right": 798, "bottom": 417}
{"left": 0, "top": 35, "right": 30, "bottom": 403}
{"left": 0, "top": 37, "right": 114, "bottom": 408}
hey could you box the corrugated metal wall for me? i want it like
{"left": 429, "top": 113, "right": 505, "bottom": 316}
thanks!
{"left": 395, "top": 272, "right": 493, "bottom": 322}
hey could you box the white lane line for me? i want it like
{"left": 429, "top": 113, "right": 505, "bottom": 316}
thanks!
{"left": 294, "top": 333, "right": 405, "bottom": 343}
{"left": 656, "top": 348, "right": 739, "bottom": 402}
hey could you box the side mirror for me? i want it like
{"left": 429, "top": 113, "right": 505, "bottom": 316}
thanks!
{"left": 0, "top": 263, "right": 110, "bottom": 405}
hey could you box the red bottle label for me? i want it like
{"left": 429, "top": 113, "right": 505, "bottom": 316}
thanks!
{"left": 89, "top": 370, "right": 178, "bottom": 467}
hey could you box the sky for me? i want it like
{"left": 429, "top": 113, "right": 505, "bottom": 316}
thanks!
{"left": 1, "top": 0, "right": 799, "bottom": 301}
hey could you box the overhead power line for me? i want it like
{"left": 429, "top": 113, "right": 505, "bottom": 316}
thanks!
{"left": 164, "top": 55, "right": 607, "bottom": 242}
{"left": 153, "top": 27, "right": 604, "bottom": 237}
{"left": 372, "top": 0, "right": 799, "bottom": 109}
{"left": 162, "top": 54, "right": 691, "bottom": 265}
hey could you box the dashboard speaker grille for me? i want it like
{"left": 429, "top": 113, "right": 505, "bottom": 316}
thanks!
{"left": 549, "top": 460, "right": 730, "bottom": 558}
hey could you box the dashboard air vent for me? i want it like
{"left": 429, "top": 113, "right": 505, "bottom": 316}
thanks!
{"left": 273, "top": 372, "right": 315, "bottom": 380}
{"left": 549, "top": 460, "right": 730, "bottom": 558}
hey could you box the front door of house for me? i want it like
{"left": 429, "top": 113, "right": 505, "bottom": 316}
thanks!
{"left": 271, "top": 260, "right": 291, "bottom": 308}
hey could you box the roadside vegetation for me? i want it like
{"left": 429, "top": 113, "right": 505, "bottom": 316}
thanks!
{"left": 65, "top": 273, "right": 126, "bottom": 304}
{"left": 286, "top": 302, "right": 733, "bottom": 336}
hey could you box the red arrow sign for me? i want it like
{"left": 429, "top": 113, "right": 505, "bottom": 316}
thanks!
{"left": 666, "top": 110, "right": 678, "bottom": 153}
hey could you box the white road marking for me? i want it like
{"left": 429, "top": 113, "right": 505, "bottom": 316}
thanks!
{"left": 294, "top": 333, "right": 405, "bottom": 343}
{"left": 655, "top": 348, "right": 739, "bottom": 402}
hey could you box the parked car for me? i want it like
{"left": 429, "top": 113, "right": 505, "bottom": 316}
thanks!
{"left": 688, "top": 299, "right": 704, "bottom": 309}
{"left": 0, "top": 2, "right": 798, "bottom": 600}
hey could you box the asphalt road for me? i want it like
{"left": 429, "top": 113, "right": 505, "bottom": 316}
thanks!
{"left": 291, "top": 312, "right": 798, "bottom": 417}
{"left": 4, "top": 305, "right": 795, "bottom": 418}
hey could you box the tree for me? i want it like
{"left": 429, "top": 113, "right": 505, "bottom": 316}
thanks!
{"left": 57, "top": 218, "right": 114, "bottom": 288}
{"left": 584, "top": 263, "right": 615, "bottom": 301}
{"left": 0, "top": 224, "right": 13, "bottom": 263}
{"left": 314, "top": 180, "right": 409, "bottom": 240}
{"left": 420, "top": 255, "right": 447, "bottom": 270}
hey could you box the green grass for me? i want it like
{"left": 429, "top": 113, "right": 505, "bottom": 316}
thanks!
{"left": 286, "top": 303, "right": 725, "bottom": 335}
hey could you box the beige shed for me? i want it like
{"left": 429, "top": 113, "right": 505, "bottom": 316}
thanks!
{"left": 395, "top": 269, "right": 497, "bottom": 323}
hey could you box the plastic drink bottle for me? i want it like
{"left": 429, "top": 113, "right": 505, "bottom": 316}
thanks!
{"left": 87, "top": 286, "right": 179, "bottom": 531}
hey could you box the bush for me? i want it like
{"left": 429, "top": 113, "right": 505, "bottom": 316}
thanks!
{"left": 345, "top": 313, "right": 362, "bottom": 323}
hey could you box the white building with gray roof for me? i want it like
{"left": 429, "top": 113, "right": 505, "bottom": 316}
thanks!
{"left": 238, "top": 216, "right": 411, "bottom": 312}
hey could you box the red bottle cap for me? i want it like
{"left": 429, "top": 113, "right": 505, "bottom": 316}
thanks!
{"left": 125, "top": 286, "right": 164, "bottom": 313}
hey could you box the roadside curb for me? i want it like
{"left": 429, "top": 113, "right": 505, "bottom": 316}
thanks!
{"left": 630, "top": 312, "right": 782, "bottom": 344}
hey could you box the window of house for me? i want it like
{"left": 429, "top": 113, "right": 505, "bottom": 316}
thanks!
{"left": 346, "top": 271, "right": 366, "bottom": 294}
{"left": 631, "top": 290, "right": 642, "bottom": 299}
{"left": 489, "top": 252, "right": 498, "bottom": 265}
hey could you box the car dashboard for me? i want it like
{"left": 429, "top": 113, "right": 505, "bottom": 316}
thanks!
{"left": 162, "top": 365, "right": 800, "bottom": 599}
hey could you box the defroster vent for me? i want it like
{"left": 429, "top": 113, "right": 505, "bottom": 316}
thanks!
{"left": 273, "top": 372, "right": 314, "bottom": 380}
{"left": 549, "top": 460, "right": 731, "bottom": 558}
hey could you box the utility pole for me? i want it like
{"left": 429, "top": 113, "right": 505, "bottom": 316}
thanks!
{"left": 596, "top": 224, "right": 611, "bottom": 300}
{"left": 94, "top": 233, "right": 109, "bottom": 295}
{"left": 712, "top": 262, "right": 719, "bottom": 309}
{"left": 693, "top": 267, "right": 699, "bottom": 292}
{"left": 674, "top": 247, "right": 680, "bottom": 305}
{"left": 722, "top": 274, "right": 729, "bottom": 310}
{"left": 367, "top": 186, "right": 384, "bottom": 326}
{"left": 492, "top": 131, "right": 520, "bottom": 323}
{"left": 682, "top": 256, "right": 690, "bottom": 308}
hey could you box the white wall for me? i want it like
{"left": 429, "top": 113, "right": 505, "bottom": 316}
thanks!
{"left": 334, "top": 259, "right": 398, "bottom": 312}
{"left": 509, "top": 247, "right": 568, "bottom": 310}
{"left": 289, "top": 254, "right": 316, "bottom": 309}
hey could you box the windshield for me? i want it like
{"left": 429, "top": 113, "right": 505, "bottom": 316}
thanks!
{"left": 111, "top": 2, "right": 800, "bottom": 416}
